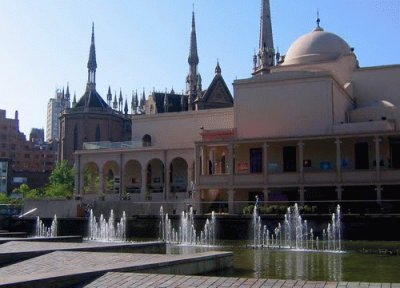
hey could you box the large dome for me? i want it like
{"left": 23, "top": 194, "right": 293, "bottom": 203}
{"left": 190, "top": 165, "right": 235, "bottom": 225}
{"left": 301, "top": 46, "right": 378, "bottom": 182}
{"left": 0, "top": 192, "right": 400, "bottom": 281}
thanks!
{"left": 282, "top": 27, "right": 352, "bottom": 66}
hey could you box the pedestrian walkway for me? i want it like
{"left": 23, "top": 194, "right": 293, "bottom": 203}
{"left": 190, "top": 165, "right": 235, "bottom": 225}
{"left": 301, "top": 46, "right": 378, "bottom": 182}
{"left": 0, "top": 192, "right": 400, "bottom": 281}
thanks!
{"left": 0, "top": 240, "right": 165, "bottom": 266}
{"left": 84, "top": 272, "right": 400, "bottom": 288}
{"left": 0, "top": 250, "right": 232, "bottom": 287}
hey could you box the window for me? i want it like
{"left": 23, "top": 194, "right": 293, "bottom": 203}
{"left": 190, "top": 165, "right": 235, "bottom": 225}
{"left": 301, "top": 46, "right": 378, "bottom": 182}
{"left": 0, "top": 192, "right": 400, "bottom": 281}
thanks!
{"left": 250, "top": 148, "right": 262, "bottom": 173}
{"left": 355, "top": 142, "right": 369, "bottom": 169}
{"left": 95, "top": 124, "right": 101, "bottom": 142}
{"left": 283, "top": 146, "right": 297, "bottom": 172}
{"left": 142, "top": 134, "right": 151, "bottom": 147}
{"left": 73, "top": 125, "right": 78, "bottom": 151}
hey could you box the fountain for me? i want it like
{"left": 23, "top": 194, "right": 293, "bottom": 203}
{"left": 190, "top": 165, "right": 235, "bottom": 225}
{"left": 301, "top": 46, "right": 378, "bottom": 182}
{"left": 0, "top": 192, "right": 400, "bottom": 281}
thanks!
{"left": 252, "top": 203, "right": 342, "bottom": 252}
{"left": 159, "top": 206, "right": 216, "bottom": 246}
{"left": 87, "top": 209, "right": 126, "bottom": 242}
{"left": 35, "top": 215, "right": 58, "bottom": 237}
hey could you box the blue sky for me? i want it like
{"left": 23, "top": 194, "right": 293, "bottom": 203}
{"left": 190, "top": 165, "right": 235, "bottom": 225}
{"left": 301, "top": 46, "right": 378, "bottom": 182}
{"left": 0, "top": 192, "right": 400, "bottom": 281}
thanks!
{"left": 0, "top": 0, "right": 399, "bottom": 137}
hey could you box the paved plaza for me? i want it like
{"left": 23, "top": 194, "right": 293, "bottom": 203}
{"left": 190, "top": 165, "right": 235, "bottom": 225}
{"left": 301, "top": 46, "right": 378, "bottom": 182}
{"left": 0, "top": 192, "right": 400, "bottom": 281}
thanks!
{"left": 85, "top": 272, "right": 400, "bottom": 288}
{"left": 0, "top": 249, "right": 232, "bottom": 287}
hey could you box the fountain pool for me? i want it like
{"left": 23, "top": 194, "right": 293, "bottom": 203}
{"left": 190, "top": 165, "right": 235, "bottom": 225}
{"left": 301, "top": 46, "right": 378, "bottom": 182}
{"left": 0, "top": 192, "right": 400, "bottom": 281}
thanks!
{"left": 34, "top": 215, "right": 57, "bottom": 237}
{"left": 159, "top": 206, "right": 216, "bottom": 246}
{"left": 87, "top": 209, "right": 126, "bottom": 242}
{"left": 252, "top": 204, "right": 342, "bottom": 251}
{"left": 166, "top": 240, "right": 400, "bottom": 282}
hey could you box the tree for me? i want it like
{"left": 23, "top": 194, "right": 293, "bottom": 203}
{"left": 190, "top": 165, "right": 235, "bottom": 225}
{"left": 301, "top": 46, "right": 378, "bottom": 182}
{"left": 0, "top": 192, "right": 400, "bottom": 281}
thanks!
{"left": 48, "top": 160, "right": 74, "bottom": 190}
{"left": 44, "top": 160, "right": 75, "bottom": 199}
{"left": 12, "top": 183, "right": 42, "bottom": 199}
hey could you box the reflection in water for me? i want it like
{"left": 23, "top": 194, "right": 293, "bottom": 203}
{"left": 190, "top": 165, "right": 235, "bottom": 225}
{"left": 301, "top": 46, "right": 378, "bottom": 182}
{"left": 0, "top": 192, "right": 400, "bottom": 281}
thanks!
{"left": 166, "top": 242, "right": 400, "bottom": 282}
{"left": 251, "top": 249, "right": 343, "bottom": 281}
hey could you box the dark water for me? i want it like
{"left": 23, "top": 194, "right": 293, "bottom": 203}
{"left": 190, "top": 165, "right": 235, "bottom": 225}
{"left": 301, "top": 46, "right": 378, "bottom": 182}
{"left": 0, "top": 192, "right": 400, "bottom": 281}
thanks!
{"left": 166, "top": 240, "right": 400, "bottom": 283}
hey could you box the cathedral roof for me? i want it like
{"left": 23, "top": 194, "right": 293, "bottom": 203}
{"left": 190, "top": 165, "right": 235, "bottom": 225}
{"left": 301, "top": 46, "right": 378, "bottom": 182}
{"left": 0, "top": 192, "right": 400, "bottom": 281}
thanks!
{"left": 153, "top": 92, "right": 187, "bottom": 113}
{"left": 201, "top": 72, "right": 233, "bottom": 107}
{"left": 282, "top": 26, "right": 352, "bottom": 66}
{"left": 75, "top": 87, "right": 110, "bottom": 109}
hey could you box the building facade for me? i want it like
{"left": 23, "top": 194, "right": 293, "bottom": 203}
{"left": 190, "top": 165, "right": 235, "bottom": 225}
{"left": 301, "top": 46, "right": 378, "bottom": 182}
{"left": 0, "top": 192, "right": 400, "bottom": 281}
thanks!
{"left": 0, "top": 110, "right": 56, "bottom": 193}
{"left": 73, "top": 1, "right": 400, "bottom": 215}
{"left": 46, "top": 88, "right": 70, "bottom": 142}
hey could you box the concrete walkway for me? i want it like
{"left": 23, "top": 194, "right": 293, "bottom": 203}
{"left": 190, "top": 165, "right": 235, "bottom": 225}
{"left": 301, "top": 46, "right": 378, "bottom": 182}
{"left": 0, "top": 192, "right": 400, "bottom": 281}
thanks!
{"left": 0, "top": 250, "right": 232, "bottom": 287}
{"left": 0, "top": 240, "right": 165, "bottom": 266}
{"left": 84, "top": 272, "right": 400, "bottom": 288}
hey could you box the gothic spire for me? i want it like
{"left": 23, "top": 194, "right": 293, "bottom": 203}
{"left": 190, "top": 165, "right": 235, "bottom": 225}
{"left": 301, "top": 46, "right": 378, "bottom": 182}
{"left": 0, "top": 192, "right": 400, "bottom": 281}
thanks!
{"left": 186, "top": 9, "right": 202, "bottom": 111}
{"left": 188, "top": 11, "right": 199, "bottom": 66}
{"left": 254, "top": 0, "right": 275, "bottom": 74}
{"left": 107, "top": 86, "right": 112, "bottom": 105}
{"left": 87, "top": 23, "right": 97, "bottom": 87}
{"left": 124, "top": 98, "right": 128, "bottom": 115}
{"left": 215, "top": 60, "right": 221, "bottom": 75}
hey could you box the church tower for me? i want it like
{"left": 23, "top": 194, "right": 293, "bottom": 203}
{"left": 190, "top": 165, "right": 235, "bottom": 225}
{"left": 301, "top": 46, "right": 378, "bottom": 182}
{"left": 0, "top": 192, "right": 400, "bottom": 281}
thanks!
{"left": 59, "top": 23, "right": 131, "bottom": 165}
{"left": 186, "top": 10, "right": 202, "bottom": 111}
{"left": 253, "top": 0, "right": 275, "bottom": 75}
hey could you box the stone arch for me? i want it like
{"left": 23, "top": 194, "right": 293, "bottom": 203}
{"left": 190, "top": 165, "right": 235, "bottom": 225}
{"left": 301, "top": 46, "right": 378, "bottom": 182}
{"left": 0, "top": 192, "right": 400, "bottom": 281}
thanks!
{"left": 124, "top": 159, "right": 142, "bottom": 195}
{"left": 169, "top": 157, "right": 188, "bottom": 193}
{"left": 146, "top": 158, "right": 164, "bottom": 199}
{"left": 82, "top": 162, "right": 99, "bottom": 194}
{"left": 102, "top": 161, "right": 120, "bottom": 194}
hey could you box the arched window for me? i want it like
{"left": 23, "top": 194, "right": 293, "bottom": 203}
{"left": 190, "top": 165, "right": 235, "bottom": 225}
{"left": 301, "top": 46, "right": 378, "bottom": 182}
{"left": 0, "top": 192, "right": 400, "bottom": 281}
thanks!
{"left": 95, "top": 124, "right": 101, "bottom": 142}
{"left": 73, "top": 125, "right": 78, "bottom": 151}
{"left": 142, "top": 134, "right": 152, "bottom": 147}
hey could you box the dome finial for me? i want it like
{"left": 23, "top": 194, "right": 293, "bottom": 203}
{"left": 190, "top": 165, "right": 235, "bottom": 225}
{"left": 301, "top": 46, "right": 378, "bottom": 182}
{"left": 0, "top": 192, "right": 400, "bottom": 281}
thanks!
{"left": 314, "top": 10, "right": 323, "bottom": 31}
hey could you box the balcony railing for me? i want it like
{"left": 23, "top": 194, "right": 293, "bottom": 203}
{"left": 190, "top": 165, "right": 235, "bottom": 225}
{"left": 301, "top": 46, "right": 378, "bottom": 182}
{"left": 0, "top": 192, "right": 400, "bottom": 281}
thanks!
{"left": 83, "top": 140, "right": 144, "bottom": 150}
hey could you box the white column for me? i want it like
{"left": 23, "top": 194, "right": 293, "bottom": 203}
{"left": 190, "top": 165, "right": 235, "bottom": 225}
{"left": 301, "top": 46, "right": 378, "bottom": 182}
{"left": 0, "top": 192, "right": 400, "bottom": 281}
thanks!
{"left": 165, "top": 163, "right": 170, "bottom": 201}
{"left": 228, "top": 189, "right": 235, "bottom": 214}
{"left": 336, "top": 186, "right": 343, "bottom": 201}
{"left": 164, "top": 152, "right": 169, "bottom": 201}
{"left": 228, "top": 143, "right": 234, "bottom": 186}
{"left": 141, "top": 168, "right": 147, "bottom": 201}
{"left": 195, "top": 144, "right": 201, "bottom": 181}
{"left": 299, "top": 187, "right": 305, "bottom": 205}
{"left": 335, "top": 137, "right": 342, "bottom": 182}
{"left": 298, "top": 141, "right": 304, "bottom": 183}
{"left": 188, "top": 165, "right": 193, "bottom": 198}
{"left": 99, "top": 167, "right": 104, "bottom": 195}
{"left": 374, "top": 136, "right": 381, "bottom": 181}
{"left": 375, "top": 185, "right": 382, "bottom": 205}
{"left": 119, "top": 153, "right": 124, "bottom": 198}
{"left": 263, "top": 142, "right": 269, "bottom": 185}
{"left": 263, "top": 188, "right": 269, "bottom": 203}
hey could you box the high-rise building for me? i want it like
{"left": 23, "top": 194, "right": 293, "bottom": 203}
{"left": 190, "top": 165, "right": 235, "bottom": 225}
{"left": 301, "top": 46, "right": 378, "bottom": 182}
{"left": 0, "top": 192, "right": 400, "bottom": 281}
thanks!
{"left": 0, "top": 109, "right": 56, "bottom": 193}
{"left": 46, "top": 88, "right": 69, "bottom": 142}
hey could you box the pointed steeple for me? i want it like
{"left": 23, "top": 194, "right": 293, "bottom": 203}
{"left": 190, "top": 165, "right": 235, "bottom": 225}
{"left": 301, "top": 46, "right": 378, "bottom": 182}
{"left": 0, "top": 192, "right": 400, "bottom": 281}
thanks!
{"left": 164, "top": 89, "right": 169, "bottom": 113}
{"left": 87, "top": 23, "right": 97, "bottom": 87}
{"left": 119, "top": 89, "right": 123, "bottom": 111}
{"left": 215, "top": 60, "right": 221, "bottom": 75}
{"left": 107, "top": 86, "right": 112, "bottom": 105}
{"left": 113, "top": 93, "right": 118, "bottom": 110}
{"left": 65, "top": 83, "right": 71, "bottom": 108}
{"left": 140, "top": 89, "right": 146, "bottom": 110}
{"left": 188, "top": 11, "right": 199, "bottom": 66}
{"left": 254, "top": 0, "right": 275, "bottom": 75}
{"left": 72, "top": 92, "right": 77, "bottom": 108}
{"left": 124, "top": 98, "right": 128, "bottom": 115}
{"left": 186, "top": 9, "right": 202, "bottom": 111}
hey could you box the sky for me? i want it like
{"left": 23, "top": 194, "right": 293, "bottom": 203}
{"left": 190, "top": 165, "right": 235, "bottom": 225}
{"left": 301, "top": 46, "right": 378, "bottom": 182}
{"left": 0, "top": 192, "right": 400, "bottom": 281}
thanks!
{"left": 0, "top": 1, "right": 399, "bottom": 137}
